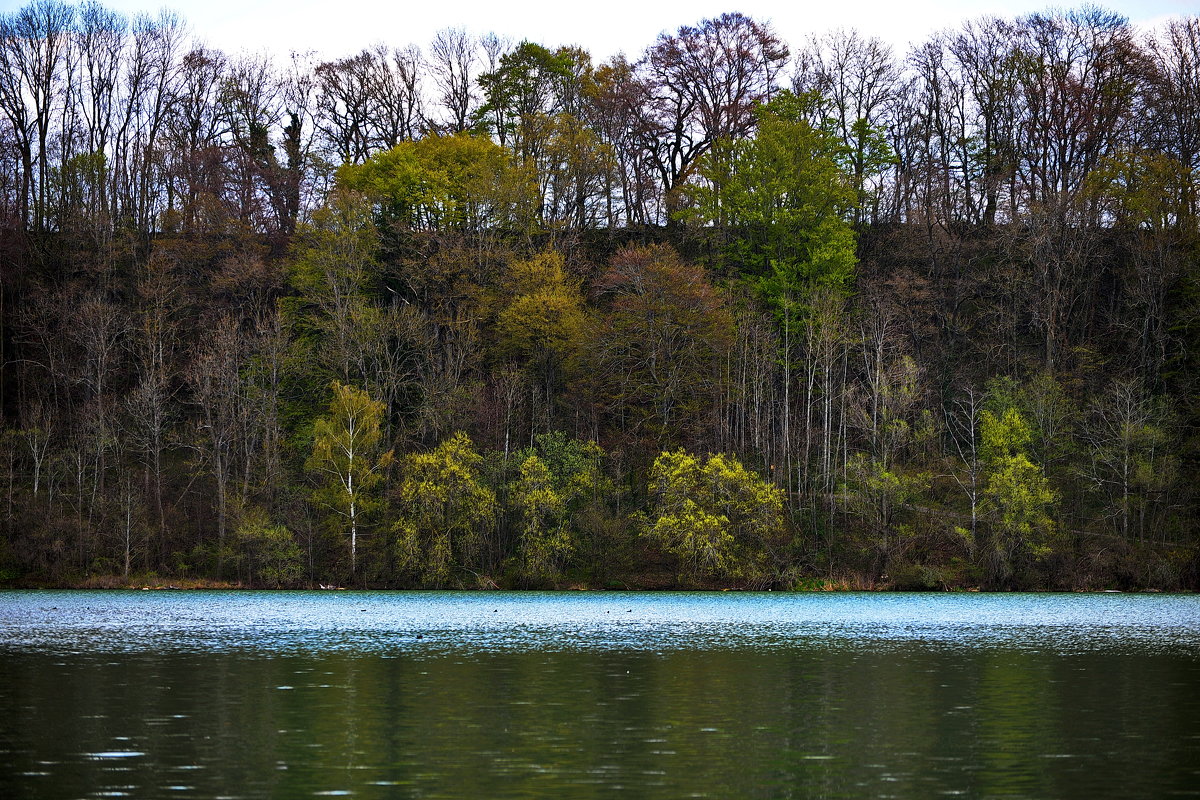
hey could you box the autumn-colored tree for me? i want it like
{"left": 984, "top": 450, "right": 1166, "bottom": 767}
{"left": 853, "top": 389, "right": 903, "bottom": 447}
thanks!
{"left": 2, "top": 1, "right": 1200, "bottom": 593}
{"left": 575, "top": 244, "right": 733, "bottom": 447}
{"left": 584, "top": 54, "right": 659, "bottom": 225}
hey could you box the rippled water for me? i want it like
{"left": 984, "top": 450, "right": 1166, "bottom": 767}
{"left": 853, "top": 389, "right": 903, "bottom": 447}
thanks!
{"left": 2, "top": 591, "right": 1199, "bottom": 798}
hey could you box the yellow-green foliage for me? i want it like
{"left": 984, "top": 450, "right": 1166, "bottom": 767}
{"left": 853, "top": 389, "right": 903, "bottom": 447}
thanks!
{"left": 507, "top": 433, "right": 611, "bottom": 583}
{"left": 979, "top": 406, "right": 1057, "bottom": 564}
{"left": 305, "top": 382, "right": 394, "bottom": 573}
{"left": 288, "top": 191, "right": 377, "bottom": 301}
{"left": 286, "top": 192, "right": 385, "bottom": 386}
{"left": 843, "top": 453, "right": 928, "bottom": 529}
{"left": 494, "top": 251, "right": 584, "bottom": 364}
{"left": 511, "top": 454, "right": 573, "bottom": 583}
{"left": 337, "top": 134, "right": 537, "bottom": 232}
{"left": 232, "top": 507, "right": 302, "bottom": 587}
{"left": 980, "top": 406, "right": 1034, "bottom": 462}
{"left": 646, "top": 450, "right": 785, "bottom": 582}
{"left": 393, "top": 432, "right": 497, "bottom": 586}
{"left": 983, "top": 454, "right": 1056, "bottom": 553}
{"left": 1087, "top": 150, "right": 1193, "bottom": 233}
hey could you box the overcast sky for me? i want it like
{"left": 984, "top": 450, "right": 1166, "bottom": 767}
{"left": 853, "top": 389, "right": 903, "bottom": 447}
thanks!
{"left": 22, "top": 0, "right": 1198, "bottom": 60}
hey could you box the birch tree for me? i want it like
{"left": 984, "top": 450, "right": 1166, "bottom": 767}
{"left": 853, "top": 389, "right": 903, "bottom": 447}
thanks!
{"left": 306, "top": 381, "right": 393, "bottom": 577}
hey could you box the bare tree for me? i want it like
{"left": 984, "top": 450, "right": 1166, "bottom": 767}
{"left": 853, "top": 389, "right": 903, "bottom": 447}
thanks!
{"left": 167, "top": 46, "right": 228, "bottom": 230}
{"left": 73, "top": 1, "right": 127, "bottom": 223}
{"left": 947, "top": 16, "right": 1021, "bottom": 225}
{"left": 0, "top": 0, "right": 75, "bottom": 229}
{"left": 795, "top": 29, "right": 899, "bottom": 224}
{"left": 946, "top": 383, "right": 985, "bottom": 544}
{"left": 429, "top": 27, "right": 477, "bottom": 133}
{"left": 115, "top": 9, "right": 184, "bottom": 234}
{"left": 1141, "top": 17, "right": 1200, "bottom": 225}
{"left": 221, "top": 52, "right": 281, "bottom": 229}
{"left": 638, "top": 12, "right": 788, "bottom": 219}
{"left": 1083, "top": 378, "right": 1176, "bottom": 542}
{"left": 314, "top": 45, "right": 425, "bottom": 164}
{"left": 371, "top": 44, "right": 424, "bottom": 146}
{"left": 188, "top": 314, "right": 244, "bottom": 574}
{"left": 1012, "top": 7, "right": 1142, "bottom": 221}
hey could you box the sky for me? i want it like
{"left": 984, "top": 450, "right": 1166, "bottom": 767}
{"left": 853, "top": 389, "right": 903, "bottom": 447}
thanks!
{"left": 5, "top": 0, "right": 1195, "bottom": 60}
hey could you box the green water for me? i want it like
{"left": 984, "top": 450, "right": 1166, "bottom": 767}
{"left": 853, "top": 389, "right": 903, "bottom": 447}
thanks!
{"left": 2, "top": 591, "right": 1199, "bottom": 798}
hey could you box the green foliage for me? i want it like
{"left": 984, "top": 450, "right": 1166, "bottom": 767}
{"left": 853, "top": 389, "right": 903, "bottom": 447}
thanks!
{"left": 887, "top": 560, "right": 950, "bottom": 591}
{"left": 1087, "top": 150, "right": 1194, "bottom": 233}
{"left": 285, "top": 191, "right": 381, "bottom": 391}
{"left": 305, "top": 382, "right": 394, "bottom": 575}
{"left": 493, "top": 250, "right": 585, "bottom": 368}
{"left": 7, "top": 8, "right": 1200, "bottom": 595}
{"left": 393, "top": 432, "right": 498, "bottom": 586}
{"left": 982, "top": 454, "right": 1057, "bottom": 551}
{"left": 843, "top": 454, "right": 929, "bottom": 532}
{"left": 645, "top": 450, "right": 786, "bottom": 583}
{"left": 531, "top": 112, "right": 616, "bottom": 228}
{"left": 510, "top": 454, "right": 573, "bottom": 584}
{"left": 337, "top": 134, "right": 538, "bottom": 233}
{"left": 1016, "top": 372, "right": 1077, "bottom": 469}
{"left": 841, "top": 117, "right": 897, "bottom": 224}
{"left": 476, "top": 42, "right": 589, "bottom": 154}
{"left": 514, "top": 432, "right": 612, "bottom": 510}
{"left": 980, "top": 406, "right": 1034, "bottom": 462}
{"left": 1082, "top": 379, "right": 1179, "bottom": 540}
{"left": 232, "top": 507, "right": 303, "bottom": 587}
{"left": 51, "top": 150, "right": 107, "bottom": 223}
{"left": 508, "top": 432, "right": 620, "bottom": 582}
{"left": 686, "top": 90, "right": 858, "bottom": 320}
{"left": 288, "top": 191, "right": 379, "bottom": 301}
{"left": 979, "top": 405, "right": 1058, "bottom": 584}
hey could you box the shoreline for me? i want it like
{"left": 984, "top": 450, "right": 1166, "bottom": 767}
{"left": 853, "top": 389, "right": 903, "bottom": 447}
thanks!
{"left": 0, "top": 575, "right": 1182, "bottom": 593}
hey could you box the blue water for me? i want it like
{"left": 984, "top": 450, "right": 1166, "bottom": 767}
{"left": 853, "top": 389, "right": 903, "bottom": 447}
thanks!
{"left": 4, "top": 590, "right": 1197, "bottom": 655}
{"left": 2, "top": 591, "right": 1199, "bottom": 798}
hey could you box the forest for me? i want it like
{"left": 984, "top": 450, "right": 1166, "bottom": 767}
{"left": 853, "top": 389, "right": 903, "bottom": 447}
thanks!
{"left": 1, "top": 1, "right": 1198, "bottom": 590}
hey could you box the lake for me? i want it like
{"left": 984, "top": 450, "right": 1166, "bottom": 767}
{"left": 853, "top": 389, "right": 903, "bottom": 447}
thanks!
{"left": 2, "top": 590, "right": 1199, "bottom": 799}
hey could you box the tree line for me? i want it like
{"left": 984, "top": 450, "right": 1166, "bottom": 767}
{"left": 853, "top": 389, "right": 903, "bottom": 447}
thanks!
{"left": 1, "top": 1, "right": 1198, "bottom": 589}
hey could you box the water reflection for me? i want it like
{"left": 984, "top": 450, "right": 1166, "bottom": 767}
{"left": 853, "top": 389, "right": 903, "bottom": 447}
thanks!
{"left": 2, "top": 591, "right": 1199, "bottom": 799}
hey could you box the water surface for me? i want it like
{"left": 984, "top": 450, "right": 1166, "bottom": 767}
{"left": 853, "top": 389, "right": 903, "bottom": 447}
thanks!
{"left": 2, "top": 591, "right": 1198, "bottom": 798}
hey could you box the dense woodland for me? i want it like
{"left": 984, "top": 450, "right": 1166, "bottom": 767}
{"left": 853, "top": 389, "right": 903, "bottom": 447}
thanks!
{"left": 2, "top": 1, "right": 1199, "bottom": 590}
